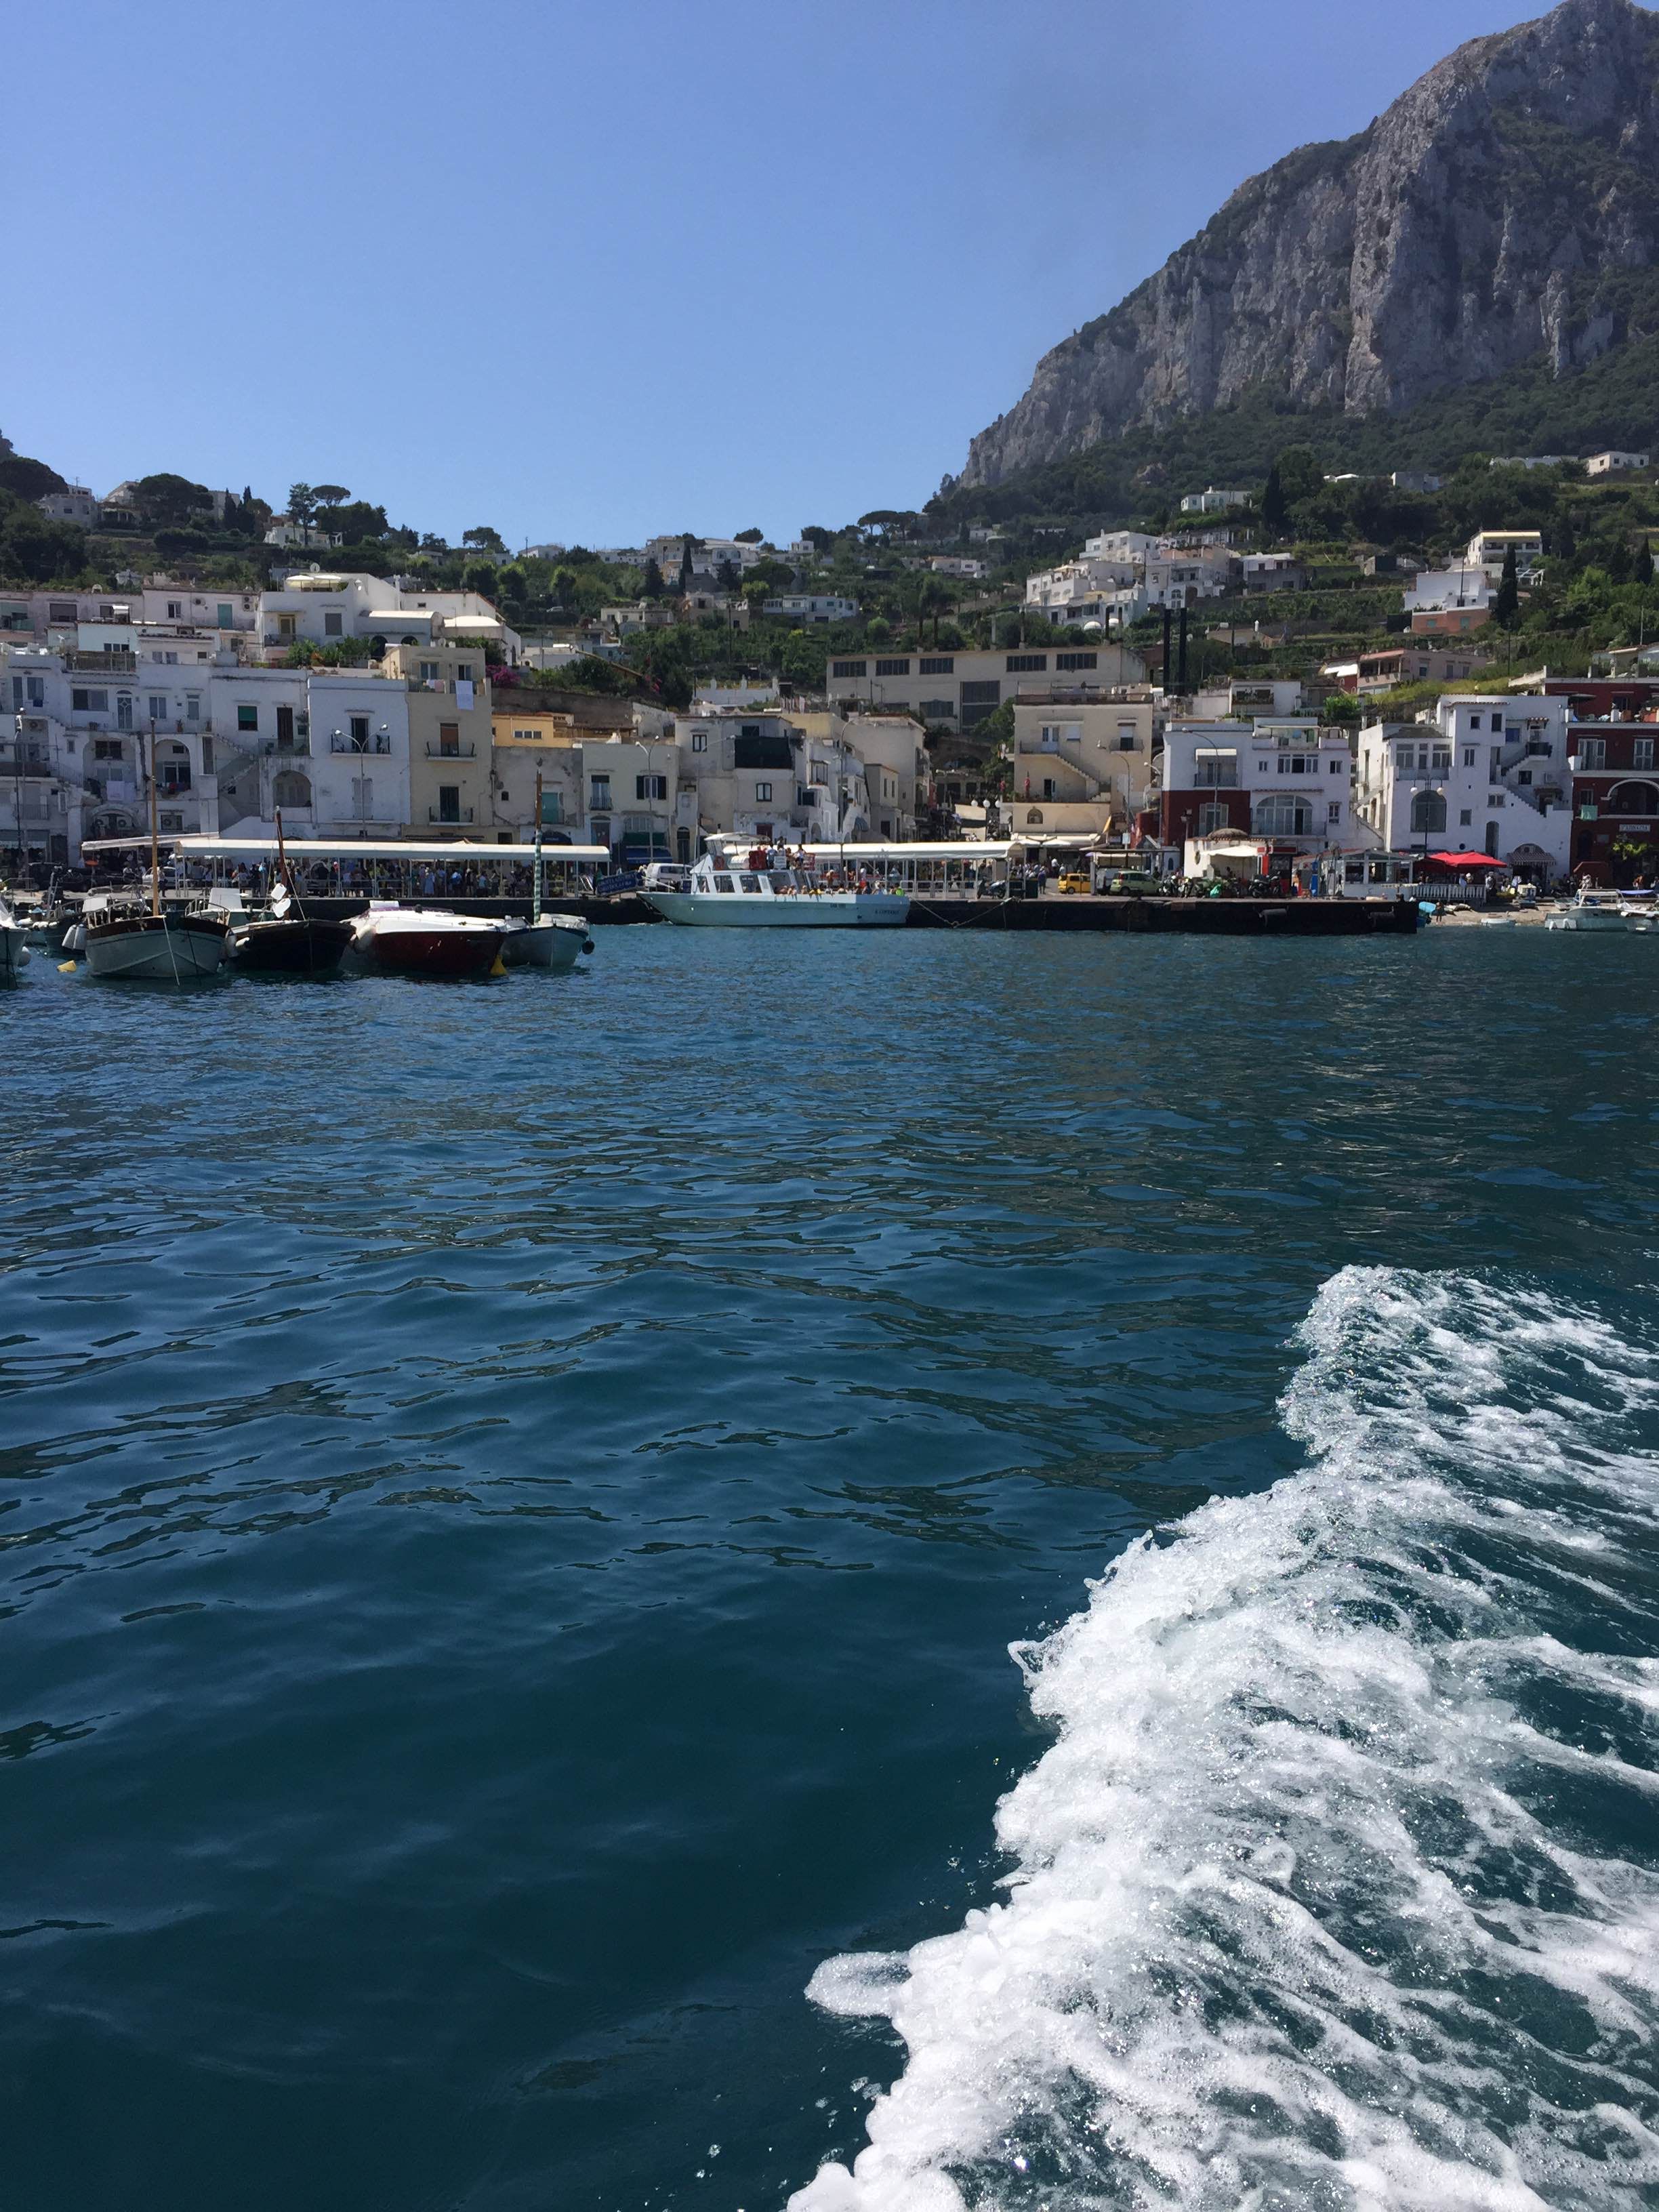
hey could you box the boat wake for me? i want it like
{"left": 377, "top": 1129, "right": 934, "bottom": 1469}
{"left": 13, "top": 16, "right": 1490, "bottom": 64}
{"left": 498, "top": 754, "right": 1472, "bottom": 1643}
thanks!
{"left": 791, "top": 1269, "right": 1659, "bottom": 2210}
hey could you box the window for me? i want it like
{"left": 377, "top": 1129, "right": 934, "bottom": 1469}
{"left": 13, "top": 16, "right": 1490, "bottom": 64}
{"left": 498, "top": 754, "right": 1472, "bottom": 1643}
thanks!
{"left": 185, "top": 693, "right": 200, "bottom": 724}
{"left": 73, "top": 689, "right": 110, "bottom": 714}
{"left": 201, "top": 736, "right": 213, "bottom": 772}
{"left": 1410, "top": 789, "right": 1448, "bottom": 834}
{"left": 1005, "top": 654, "right": 1047, "bottom": 672}
{"left": 590, "top": 779, "right": 612, "bottom": 807}
{"left": 1197, "top": 802, "right": 1230, "bottom": 835}
{"left": 438, "top": 785, "right": 461, "bottom": 823}
{"left": 237, "top": 703, "right": 258, "bottom": 732}
{"left": 272, "top": 770, "right": 310, "bottom": 808}
{"left": 419, "top": 661, "right": 439, "bottom": 681}
{"left": 1460, "top": 808, "right": 1473, "bottom": 826}
{"left": 918, "top": 655, "right": 955, "bottom": 676}
{"left": 636, "top": 773, "right": 667, "bottom": 800}
{"left": 1117, "top": 723, "right": 1139, "bottom": 752}
{"left": 1636, "top": 738, "right": 1655, "bottom": 769}
{"left": 1041, "top": 777, "right": 1057, "bottom": 800}
{"left": 832, "top": 659, "right": 867, "bottom": 678}
{"left": 754, "top": 781, "right": 773, "bottom": 802}
{"left": 49, "top": 601, "right": 76, "bottom": 621}
{"left": 216, "top": 603, "right": 234, "bottom": 628}
{"left": 439, "top": 722, "right": 460, "bottom": 756}
{"left": 350, "top": 715, "right": 370, "bottom": 748}
{"left": 1329, "top": 758, "right": 1345, "bottom": 775}
{"left": 1462, "top": 748, "right": 1475, "bottom": 767}
{"left": 960, "top": 680, "right": 1001, "bottom": 729}
{"left": 691, "top": 731, "right": 708, "bottom": 752}
{"left": 1469, "top": 713, "right": 1483, "bottom": 731}
{"left": 1056, "top": 652, "right": 1098, "bottom": 671}
{"left": 323, "top": 611, "right": 344, "bottom": 637}
{"left": 539, "top": 792, "right": 563, "bottom": 825}
{"left": 166, "top": 600, "right": 182, "bottom": 619}
{"left": 1254, "top": 794, "right": 1314, "bottom": 835}
{"left": 144, "top": 693, "right": 167, "bottom": 724}
{"left": 874, "top": 657, "right": 911, "bottom": 677}
{"left": 275, "top": 705, "right": 296, "bottom": 749}
{"left": 713, "top": 874, "right": 735, "bottom": 893}
{"left": 919, "top": 699, "right": 955, "bottom": 720}
{"left": 457, "top": 664, "right": 474, "bottom": 682}
{"left": 1328, "top": 801, "right": 1341, "bottom": 823}
{"left": 1577, "top": 737, "right": 1606, "bottom": 768}
{"left": 739, "top": 874, "right": 762, "bottom": 893}
{"left": 94, "top": 738, "right": 124, "bottom": 760}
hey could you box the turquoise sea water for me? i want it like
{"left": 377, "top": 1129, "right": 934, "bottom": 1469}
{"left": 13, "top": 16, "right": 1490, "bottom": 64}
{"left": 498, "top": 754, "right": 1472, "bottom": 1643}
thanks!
{"left": 3, "top": 929, "right": 1657, "bottom": 2211}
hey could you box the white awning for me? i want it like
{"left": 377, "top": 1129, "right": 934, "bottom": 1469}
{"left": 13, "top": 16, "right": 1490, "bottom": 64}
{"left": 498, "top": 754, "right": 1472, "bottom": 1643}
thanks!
{"left": 84, "top": 834, "right": 611, "bottom": 862}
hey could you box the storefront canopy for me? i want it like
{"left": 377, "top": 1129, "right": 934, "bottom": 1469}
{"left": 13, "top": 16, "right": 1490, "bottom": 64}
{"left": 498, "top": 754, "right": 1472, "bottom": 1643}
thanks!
{"left": 1423, "top": 849, "right": 1507, "bottom": 869}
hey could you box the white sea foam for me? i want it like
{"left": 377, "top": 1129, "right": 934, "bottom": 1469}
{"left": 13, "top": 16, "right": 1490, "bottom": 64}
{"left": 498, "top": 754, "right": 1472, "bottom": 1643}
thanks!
{"left": 790, "top": 1270, "right": 1659, "bottom": 2211}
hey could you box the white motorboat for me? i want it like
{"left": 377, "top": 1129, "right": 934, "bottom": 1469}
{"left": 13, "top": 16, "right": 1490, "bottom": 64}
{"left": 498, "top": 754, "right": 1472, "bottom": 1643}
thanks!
{"left": 644, "top": 845, "right": 909, "bottom": 928}
{"left": 1618, "top": 890, "right": 1658, "bottom": 933}
{"left": 346, "top": 902, "right": 508, "bottom": 978}
{"left": 499, "top": 914, "right": 592, "bottom": 970}
{"left": 1544, "top": 890, "right": 1632, "bottom": 933}
{"left": 0, "top": 894, "right": 31, "bottom": 978}
{"left": 83, "top": 893, "right": 231, "bottom": 979}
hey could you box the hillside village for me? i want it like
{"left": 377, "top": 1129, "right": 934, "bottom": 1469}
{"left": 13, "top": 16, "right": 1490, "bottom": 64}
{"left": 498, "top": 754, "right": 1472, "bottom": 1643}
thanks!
{"left": 8, "top": 430, "right": 1659, "bottom": 889}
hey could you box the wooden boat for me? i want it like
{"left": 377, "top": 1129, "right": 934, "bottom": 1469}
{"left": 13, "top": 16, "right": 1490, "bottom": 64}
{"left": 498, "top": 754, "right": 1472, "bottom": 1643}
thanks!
{"left": 83, "top": 899, "right": 230, "bottom": 979}
{"left": 226, "top": 815, "right": 354, "bottom": 974}
{"left": 501, "top": 780, "right": 595, "bottom": 970}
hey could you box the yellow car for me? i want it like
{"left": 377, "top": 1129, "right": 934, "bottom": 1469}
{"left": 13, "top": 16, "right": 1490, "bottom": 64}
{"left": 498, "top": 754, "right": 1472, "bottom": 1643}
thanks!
{"left": 1057, "top": 869, "right": 1092, "bottom": 895}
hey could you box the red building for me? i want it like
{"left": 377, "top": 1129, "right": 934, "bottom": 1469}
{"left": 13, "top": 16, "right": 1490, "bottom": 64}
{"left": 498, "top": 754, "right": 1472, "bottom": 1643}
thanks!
{"left": 1563, "top": 722, "right": 1659, "bottom": 881}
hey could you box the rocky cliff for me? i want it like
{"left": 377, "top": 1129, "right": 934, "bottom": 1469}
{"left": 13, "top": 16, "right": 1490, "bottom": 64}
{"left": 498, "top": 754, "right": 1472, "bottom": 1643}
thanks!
{"left": 959, "top": 0, "right": 1659, "bottom": 488}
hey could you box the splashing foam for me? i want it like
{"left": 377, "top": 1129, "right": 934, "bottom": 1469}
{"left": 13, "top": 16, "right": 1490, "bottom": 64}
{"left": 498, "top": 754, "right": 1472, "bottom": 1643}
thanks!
{"left": 790, "top": 1270, "right": 1659, "bottom": 2211}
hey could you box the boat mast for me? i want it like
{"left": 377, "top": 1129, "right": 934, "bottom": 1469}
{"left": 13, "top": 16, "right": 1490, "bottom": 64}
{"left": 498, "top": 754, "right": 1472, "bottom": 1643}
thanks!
{"left": 533, "top": 767, "right": 544, "bottom": 924}
{"left": 146, "top": 720, "right": 161, "bottom": 918}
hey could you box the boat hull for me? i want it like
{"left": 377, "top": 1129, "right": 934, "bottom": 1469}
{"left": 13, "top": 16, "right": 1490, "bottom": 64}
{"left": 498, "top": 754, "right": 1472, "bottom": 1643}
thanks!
{"left": 357, "top": 925, "right": 506, "bottom": 978}
{"left": 501, "top": 918, "right": 590, "bottom": 970}
{"left": 1546, "top": 913, "right": 1630, "bottom": 933}
{"left": 644, "top": 891, "right": 910, "bottom": 927}
{"left": 231, "top": 918, "right": 356, "bottom": 975}
{"left": 0, "top": 924, "right": 30, "bottom": 977}
{"left": 85, "top": 914, "right": 230, "bottom": 979}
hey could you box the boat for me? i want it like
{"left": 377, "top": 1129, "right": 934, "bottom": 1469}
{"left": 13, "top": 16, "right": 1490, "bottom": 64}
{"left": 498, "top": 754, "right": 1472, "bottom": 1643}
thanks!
{"left": 83, "top": 894, "right": 231, "bottom": 979}
{"left": 1618, "top": 889, "right": 1658, "bottom": 934}
{"left": 348, "top": 902, "right": 508, "bottom": 978}
{"left": 0, "top": 894, "right": 32, "bottom": 978}
{"left": 225, "top": 813, "right": 355, "bottom": 975}
{"left": 1544, "top": 890, "right": 1633, "bottom": 934}
{"left": 501, "top": 771, "right": 596, "bottom": 970}
{"left": 643, "top": 842, "right": 910, "bottom": 928}
{"left": 84, "top": 731, "right": 232, "bottom": 981}
{"left": 230, "top": 887, "right": 356, "bottom": 975}
{"left": 500, "top": 914, "right": 592, "bottom": 970}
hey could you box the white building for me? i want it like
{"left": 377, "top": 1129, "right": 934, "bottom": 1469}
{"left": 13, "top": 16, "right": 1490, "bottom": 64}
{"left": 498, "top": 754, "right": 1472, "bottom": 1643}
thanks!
{"left": 1465, "top": 530, "right": 1544, "bottom": 581}
{"left": 1179, "top": 487, "right": 1250, "bottom": 515}
{"left": 255, "top": 573, "right": 521, "bottom": 663}
{"left": 209, "top": 667, "right": 413, "bottom": 839}
{"left": 1143, "top": 550, "right": 1233, "bottom": 608}
{"left": 37, "top": 487, "right": 100, "bottom": 527}
{"left": 1352, "top": 693, "right": 1572, "bottom": 874}
{"left": 263, "top": 521, "right": 343, "bottom": 550}
{"left": 1406, "top": 567, "right": 1492, "bottom": 615}
{"left": 762, "top": 593, "right": 857, "bottom": 623}
{"left": 1586, "top": 450, "right": 1650, "bottom": 476}
{"left": 1083, "top": 529, "right": 1162, "bottom": 564}
{"left": 642, "top": 534, "right": 771, "bottom": 575}
{"left": 1156, "top": 719, "right": 1353, "bottom": 857}
{"left": 927, "top": 556, "right": 986, "bottom": 579}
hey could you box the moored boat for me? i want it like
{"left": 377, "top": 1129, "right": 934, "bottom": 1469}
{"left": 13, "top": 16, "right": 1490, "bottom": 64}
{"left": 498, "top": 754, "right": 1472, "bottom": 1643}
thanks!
{"left": 499, "top": 914, "right": 592, "bottom": 970}
{"left": 348, "top": 903, "right": 508, "bottom": 978}
{"left": 0, "top": 894, "right": 32, "bottom": 978}
{"left": 1544, "top": 890, "right": 1633, "bottom": 933}
{"left": 83, "top": 898, "right": 230, "bottom": 979}
{"left": 644, "top": 842, "right": 909, "bottom": 928}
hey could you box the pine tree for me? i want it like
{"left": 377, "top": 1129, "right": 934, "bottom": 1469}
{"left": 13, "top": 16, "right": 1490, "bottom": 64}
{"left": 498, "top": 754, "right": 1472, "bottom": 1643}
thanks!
{"left": 1494, "top": 544, "right": 1520, "bottom": 626}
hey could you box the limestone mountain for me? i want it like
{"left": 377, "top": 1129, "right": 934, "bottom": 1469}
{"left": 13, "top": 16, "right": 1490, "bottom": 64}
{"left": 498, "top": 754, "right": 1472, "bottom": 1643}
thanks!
{"left": 959, "top": 0, "right": 1659, "bottom": 489}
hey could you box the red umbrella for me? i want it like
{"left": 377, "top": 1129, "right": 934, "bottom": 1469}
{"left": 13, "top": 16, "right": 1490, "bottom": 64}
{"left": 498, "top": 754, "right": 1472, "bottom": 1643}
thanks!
{"left": 1422, "top": 850, "right": 1507, "bottom": 869}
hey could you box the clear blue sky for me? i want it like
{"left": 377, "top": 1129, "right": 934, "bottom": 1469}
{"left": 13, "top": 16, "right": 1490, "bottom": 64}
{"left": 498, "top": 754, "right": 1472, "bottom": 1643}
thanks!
{"left": 5, "top": 0, "right": 1542, "bottom": 548}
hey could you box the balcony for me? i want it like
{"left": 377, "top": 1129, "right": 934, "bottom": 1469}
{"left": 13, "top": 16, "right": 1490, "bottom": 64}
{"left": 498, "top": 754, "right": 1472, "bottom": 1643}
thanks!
{"left": 0, "top": 752, "right": 51, "bottom": 777}
{"left": 66, "top": 650, "right": 137, "bottom": 673}
{"left": 425, "top": 740, "right": 476, "bottom": 757}
{"left": 330, "top": 735, "right": 392, "bottom": 754}
{"left": 428, "top": 805, "right": 474, "bottom": 825}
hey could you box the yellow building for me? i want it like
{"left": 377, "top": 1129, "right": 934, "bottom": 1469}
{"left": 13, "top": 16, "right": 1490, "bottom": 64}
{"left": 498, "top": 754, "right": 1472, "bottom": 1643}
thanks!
{"left": 384, "top": 639, "right": 496, "bottom": 838}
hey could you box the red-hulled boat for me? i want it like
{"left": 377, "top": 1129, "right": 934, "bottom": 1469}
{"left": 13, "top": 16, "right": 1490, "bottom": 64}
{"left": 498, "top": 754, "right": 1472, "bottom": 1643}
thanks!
{"left": 348, "top": 903, "right": 508, "bottom": 978}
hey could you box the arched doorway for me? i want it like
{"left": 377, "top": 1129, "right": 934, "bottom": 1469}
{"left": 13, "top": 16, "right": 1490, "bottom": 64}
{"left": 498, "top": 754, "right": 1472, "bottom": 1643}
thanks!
{"left": 1409, "top": 789, "right": 1447, "bottom": 836}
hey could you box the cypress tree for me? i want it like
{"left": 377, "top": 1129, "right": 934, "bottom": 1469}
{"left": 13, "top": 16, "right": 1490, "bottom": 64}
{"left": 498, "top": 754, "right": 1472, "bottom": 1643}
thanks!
{"left": 1637, "top": 537, "right": 1654, "bottom": 589}
{"left": 1494, "top": 544, "right": 1520, "bottom": 626}
{"left": 1261, "top": 462, "right": 1288, "bottom": 537}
